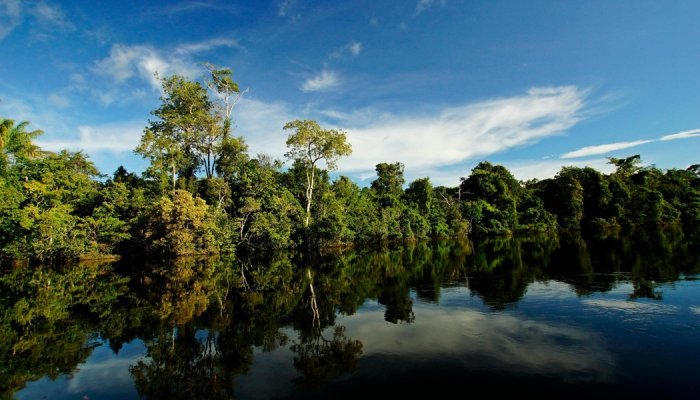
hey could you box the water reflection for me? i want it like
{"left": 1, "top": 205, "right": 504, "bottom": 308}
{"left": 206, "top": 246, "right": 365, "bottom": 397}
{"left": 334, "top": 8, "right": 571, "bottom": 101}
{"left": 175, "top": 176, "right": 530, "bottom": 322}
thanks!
{"left": 4, "top": 226, "right": 700, "bottom": 399}
{"left": 343, "top": 303, "right": 616, "bottom": 383}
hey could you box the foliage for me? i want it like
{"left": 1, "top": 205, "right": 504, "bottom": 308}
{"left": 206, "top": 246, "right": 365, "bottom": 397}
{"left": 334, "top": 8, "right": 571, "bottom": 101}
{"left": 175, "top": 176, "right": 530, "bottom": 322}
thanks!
{"left": 283, "top": 119, "right": 352, "bottom": 227}
{"left": 1, "top": 82, "right": 698, "bottom": 260}
{"left": 146, "top": 190, "right": 219, "bottom": 256}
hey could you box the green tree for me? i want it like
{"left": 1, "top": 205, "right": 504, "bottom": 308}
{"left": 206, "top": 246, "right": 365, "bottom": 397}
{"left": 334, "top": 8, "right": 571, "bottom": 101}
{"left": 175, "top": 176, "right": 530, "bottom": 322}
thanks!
{"left": 137, "top": 75, "right": 217, "bottom": 194}
{"left": 460, "top": 162, "right": 520, "bottom": 235}
{"left": 371, "top": 162, "right": 405, "bottom": 208}
{"left": 608, "top": 154, "right": 642, "bottom": 177}
{"left": 0, "top": 119, "right": 44, "bottom": 170}
{"left": 147, "top": 190, "right": 217, "bottom": 255}
{"left": 283, "top": 120, "right": 352, "bottom": 227}
{"left": 232, "top": 155, "right": 303, "bottom": 249}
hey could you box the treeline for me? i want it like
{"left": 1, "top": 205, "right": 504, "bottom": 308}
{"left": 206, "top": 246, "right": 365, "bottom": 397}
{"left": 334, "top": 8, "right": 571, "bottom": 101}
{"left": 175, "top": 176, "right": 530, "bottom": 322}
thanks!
{"left": 1, "top": 67, "right": 698, "bottom": 261}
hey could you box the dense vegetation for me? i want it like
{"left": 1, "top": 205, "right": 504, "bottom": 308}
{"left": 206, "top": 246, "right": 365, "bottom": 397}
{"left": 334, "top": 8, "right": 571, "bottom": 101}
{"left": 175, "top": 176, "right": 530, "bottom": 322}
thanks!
{"left": 1, "top": 67, "right": 698, "bottom": 261}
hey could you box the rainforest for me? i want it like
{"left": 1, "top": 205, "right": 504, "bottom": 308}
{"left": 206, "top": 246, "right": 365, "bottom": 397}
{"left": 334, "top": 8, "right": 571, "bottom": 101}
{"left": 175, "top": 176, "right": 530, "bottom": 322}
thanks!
{"left": 1, "top": 68, "right": 699, "bottom": 262}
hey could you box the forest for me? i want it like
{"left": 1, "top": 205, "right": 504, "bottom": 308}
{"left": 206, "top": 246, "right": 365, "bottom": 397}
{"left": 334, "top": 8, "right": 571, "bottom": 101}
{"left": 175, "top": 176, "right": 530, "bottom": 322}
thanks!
{"left": 1, "top": 66, "right": 699, "bottom": 261}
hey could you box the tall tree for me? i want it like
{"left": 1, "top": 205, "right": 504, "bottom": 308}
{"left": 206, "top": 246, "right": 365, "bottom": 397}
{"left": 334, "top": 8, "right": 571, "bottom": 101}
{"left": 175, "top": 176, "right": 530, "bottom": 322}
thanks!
{"left": 203, "top": 63, "right": 240, "bottom": 137}
{"left": 283, "top": 120, "right": 352, "bottom": 227}
{"left": 136, "top": 75, "right": 216, "bottom": 193}
{"left": 371, "top": 162, "right": 405, "bottom": 208}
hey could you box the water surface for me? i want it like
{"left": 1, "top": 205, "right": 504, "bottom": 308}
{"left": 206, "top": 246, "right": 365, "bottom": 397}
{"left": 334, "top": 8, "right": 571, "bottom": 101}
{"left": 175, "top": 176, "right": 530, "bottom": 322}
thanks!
{"left": 3, "top": 228, "right": 700, "bottom": 399}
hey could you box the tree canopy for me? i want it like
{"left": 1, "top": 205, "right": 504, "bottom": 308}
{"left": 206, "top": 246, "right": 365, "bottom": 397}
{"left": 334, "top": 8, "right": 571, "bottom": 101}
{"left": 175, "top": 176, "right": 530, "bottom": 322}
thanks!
{"left": 0, "top": 68, "right": 698, "bottom": 261}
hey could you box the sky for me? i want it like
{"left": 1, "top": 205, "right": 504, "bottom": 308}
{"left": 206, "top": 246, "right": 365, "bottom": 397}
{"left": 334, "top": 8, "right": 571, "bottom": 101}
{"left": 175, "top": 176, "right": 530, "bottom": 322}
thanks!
{"left": 1, "top": 0, "right": 699, "bottom": 186}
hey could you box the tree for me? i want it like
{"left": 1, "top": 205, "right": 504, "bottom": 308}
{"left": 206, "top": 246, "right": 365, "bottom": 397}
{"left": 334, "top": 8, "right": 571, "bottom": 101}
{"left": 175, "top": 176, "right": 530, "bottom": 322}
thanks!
{"left": 0, "top": 119, "right": 45, "bottom": 171}
{"left": 203, "top": 63, "right": 240, "bottom": 137}
{"left": 404, "top": 177, "right": 433, "bottom": 214}
{"left": 137, "top": 75, "right": 217, "bottom": 194}
{"left": 283, "top": 120, "right": 352, "bottom": 227}
{"left": 608, "top": 154, "right": 642, "bottom": 177}
{"left": 371, "top": 162, "right": 405, "bottom": 208}
{"left": 147, "top": 190, "right": 217, "bottom": 256}
{"left": 460, "top": 162, "right": 520, "bottom": 235}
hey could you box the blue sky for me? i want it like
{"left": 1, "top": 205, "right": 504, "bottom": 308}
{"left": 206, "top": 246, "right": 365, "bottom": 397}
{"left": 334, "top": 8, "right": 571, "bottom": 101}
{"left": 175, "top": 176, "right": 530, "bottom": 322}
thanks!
{"left": 1, "top": 0, "right": 699, "bottom": 185}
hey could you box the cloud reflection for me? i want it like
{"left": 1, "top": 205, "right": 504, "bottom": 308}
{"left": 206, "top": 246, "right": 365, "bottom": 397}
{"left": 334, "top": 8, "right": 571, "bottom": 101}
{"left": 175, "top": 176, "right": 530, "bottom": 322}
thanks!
{"left": 343, "top": 302, "right": 616, "bottom": 383}
{"left": 582, "top": 299, "right": 678, "bottom": 315}
{"left": 64, "top": 345, "right": 145, "bottom": 397}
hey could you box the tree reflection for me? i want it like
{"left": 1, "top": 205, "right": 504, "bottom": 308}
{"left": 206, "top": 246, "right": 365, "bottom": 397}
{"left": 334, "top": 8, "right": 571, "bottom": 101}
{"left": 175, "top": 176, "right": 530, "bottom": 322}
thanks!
{"left": 129, "top": 327, "right": 245, "bottom": 400}
{"left": 0, "top": 261, "right": 128, "bottom": 398}
{"left": 5, "top": 225, "right": 700, "bottom": 399}
{"left": 290, "top": 326, "right": 363, "bottom": 387}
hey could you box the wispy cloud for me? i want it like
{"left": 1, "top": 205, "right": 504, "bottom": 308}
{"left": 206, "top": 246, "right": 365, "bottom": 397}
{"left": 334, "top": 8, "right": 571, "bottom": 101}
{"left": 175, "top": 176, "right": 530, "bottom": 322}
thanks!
{"left": 48, "top": 93, "right": 70, "bottom": 108}
{"left": 0, "top": 0, "right": 74, "bottom": 41}
{"left": 278, "top": 0, "right": 292, "bottom": 16}
{"left": 415, "top": 0, "right": 446, "bottom": 16}
{"left": 561, "top": 140, "right": 653, "bottom": 159}
{"left": 0, "top": 0, "right": 22, "bottom": 40}
{"left": 562, "top": 127, "right": 700, "bottom": 159}
{"left": 277, "top": 0, "right": 301, "bottom": 20}
{"left": 93, "top": 38, "right": 239, "bottom": 96}
{"left": 173, "top": 37, "right": 242, "bottom": 55}
{"left": 0, "top": 94, "right": 73, "bottom": 137}
{"left": 234, "top": 96, "right": 293, "bottom": 158}
{"left": 330, "top": 41, "right": 362, "bottom": 59}
{"left": 148, "top": 1, "right": 238, "bottom": 16}
{"left": 29, "top": 1, "right": 75, "bottom": 32}
{"left": 36, "top": 121, "right": 144, "bottom": 153}
{"left": 660, "top": 128, "right": 700, "bottom": 141}
{"left": 503, "top": 158, "right": 615, "bottom": 182}
{"left": 340, "top": 86, "right": 586, "bottom": 174}
{"left": 93, "top": 45, "right": 189, "bottom": 90}
{"left": 301, "top": 70, "right": 340, "bottom": 92}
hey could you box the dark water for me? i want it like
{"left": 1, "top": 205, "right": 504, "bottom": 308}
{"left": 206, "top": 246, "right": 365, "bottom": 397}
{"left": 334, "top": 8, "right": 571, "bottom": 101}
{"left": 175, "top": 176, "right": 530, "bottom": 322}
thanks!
{"left": 3, "top": 228, "right": 700, "bottom": 399}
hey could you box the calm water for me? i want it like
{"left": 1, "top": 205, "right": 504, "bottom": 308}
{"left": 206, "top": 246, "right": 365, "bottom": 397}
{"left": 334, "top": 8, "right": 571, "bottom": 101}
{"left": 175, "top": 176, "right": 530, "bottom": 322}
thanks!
{"left": 3, "top": 228, "right": 700, "bottom": 399}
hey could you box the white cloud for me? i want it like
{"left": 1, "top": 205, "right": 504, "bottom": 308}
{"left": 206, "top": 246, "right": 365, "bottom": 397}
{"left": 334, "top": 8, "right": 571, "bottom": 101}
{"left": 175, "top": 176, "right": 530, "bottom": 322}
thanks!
{"left": 502, "top": 158, "right": 615, "bottom": 181}
{"left": 35, "top": 120, "right": 144, "bottom": 153}
{"left": 561, "top": 140, "right": 652, "bottom": 159}
{"left": 341, "top": 86, "right": 586, "bottom": 173}
{"left": 660, "top": 128, "right": 700, "bottom": 141}
{"left": 94, "top": 45, "right": 198, "bottom": 90}
{"left": 234, "top": 96, "right": 293, "bottom": 159}
{"left": 301, "top": 70, "right": 340, "bottom": 92}
{"left": 690, "top": 306, "right": 700, "bottom": 315}
{"left": 0, "top": 0, "right": 22, "bottom": 40}
{"left": 93, "top": 38, "right": 241, "bottom": 94}
{"left": 174, "top": 37, "right": 242, "bottom": 55}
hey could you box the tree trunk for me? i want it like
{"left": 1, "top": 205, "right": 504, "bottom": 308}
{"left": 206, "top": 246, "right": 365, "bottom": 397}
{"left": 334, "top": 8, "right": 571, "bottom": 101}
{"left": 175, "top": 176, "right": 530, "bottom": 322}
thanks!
{"left": 172, "top": 163, "right": 176, "bottom": 196}
{"left": 305, "top": 164, "right": 315, "bottom": 227}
